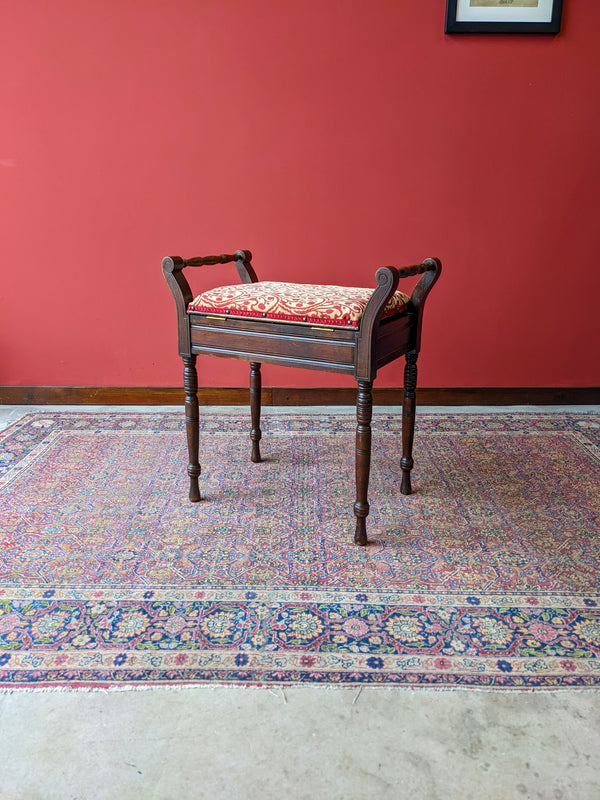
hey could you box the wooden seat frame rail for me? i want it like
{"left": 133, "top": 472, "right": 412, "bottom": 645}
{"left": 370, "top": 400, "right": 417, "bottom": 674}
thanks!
{"left": 162, "top": 250, "right": 441, "bottom": 545}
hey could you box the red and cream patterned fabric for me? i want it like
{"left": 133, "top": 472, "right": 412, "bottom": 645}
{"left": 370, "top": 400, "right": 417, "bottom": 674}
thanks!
{"left": 188, "top": 281, "right": 410, "bottom": 328}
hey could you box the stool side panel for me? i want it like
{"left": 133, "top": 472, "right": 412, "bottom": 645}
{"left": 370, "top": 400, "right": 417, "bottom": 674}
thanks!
{"left": 190, "top": 344, "right": 355, "bottom": 375}
{"left": 374, "top": 315, "right": 413, "bottom": 371}
{"left": 190, "top": 324, "right": 355, "bottom": 368}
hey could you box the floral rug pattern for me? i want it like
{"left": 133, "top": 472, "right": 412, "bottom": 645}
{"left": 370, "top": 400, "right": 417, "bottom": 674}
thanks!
{"left": 0, "top": 411, "right": 599, "bottom": 688}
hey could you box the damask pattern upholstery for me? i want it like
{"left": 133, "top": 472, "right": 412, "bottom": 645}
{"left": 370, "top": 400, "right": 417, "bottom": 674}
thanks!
{"left": 188, "top": 280, "right": 411, "bottom": 328}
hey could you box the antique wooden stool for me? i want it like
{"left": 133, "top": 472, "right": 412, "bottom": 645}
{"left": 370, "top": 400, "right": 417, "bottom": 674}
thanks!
{"left": 162, "top": 250, "right": 441, "bottom": 545}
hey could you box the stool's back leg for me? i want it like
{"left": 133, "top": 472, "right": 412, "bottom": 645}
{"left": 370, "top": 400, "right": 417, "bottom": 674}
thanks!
{"left": 250, "top": 362, "right": 262, "bottom": 463}
{"left": 354, "top": 379, "right": 373, "bottom": 546}
{"left": 183, "top": 355, "right": 201, "bottom": 502}
{"left": 401, "top": 349, "right": 418, "bottom": 495}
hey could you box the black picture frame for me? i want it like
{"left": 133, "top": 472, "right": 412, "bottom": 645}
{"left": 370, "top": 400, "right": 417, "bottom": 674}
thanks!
{"left": 445, "top": 0, "right": 563, "bottom": 34}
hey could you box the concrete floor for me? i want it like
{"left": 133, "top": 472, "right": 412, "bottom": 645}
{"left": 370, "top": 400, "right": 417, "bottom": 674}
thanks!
{"left": 1, "top": 405, "right": 599, "bottom": 800}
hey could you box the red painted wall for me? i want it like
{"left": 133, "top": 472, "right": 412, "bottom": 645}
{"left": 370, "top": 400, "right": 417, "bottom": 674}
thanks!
{"left": 2, "top": 1, "right": 599, "bottom": 389}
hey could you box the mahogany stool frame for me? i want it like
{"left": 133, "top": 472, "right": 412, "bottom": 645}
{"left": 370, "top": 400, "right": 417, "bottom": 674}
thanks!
{"left": 162, "top": 250, "right": 441, "bottom": 545}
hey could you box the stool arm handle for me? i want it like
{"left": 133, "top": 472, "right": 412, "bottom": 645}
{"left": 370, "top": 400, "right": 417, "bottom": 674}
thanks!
{"left": 359, "top": 258, "right": 441, "bottom": 327}
{"left": 163, "top": 250, "right": 258, "bottom": 284}
{"left": 184, "top": 250, "right": 251, "bottom": 268}
{"left": 396, "top": 259, "right": 439, "bottom": 281}
{"left": 161, "top": 250, "right": 258, "bottom": 355}
{"left": 355, "top": 258, "right": 442, "bottom": 379}
{"left": 185, "top": 250, "right": 257, "bottom": 284}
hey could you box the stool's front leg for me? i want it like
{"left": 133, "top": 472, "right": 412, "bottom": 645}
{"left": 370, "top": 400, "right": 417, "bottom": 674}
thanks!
{"left": 249, "top": 362, "right": 262, "bottom": 463}
{"left": 183, "top": 355, "right": 201, "bottom": 502}
{"left": 354, "top": 380, "right": 373, "bottom": 546}
{"left": 401, "top": 349, "right": 418, "bottom": 495}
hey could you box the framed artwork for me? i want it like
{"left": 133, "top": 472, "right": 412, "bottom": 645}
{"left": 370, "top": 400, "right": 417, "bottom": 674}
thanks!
{"left": 445, "top": 0, "right": 563, "bottom": 34}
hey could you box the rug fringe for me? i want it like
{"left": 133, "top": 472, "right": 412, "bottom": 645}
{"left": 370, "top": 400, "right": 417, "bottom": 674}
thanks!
{"left": 2, "top": 683, "right": 599, "bottom": 696}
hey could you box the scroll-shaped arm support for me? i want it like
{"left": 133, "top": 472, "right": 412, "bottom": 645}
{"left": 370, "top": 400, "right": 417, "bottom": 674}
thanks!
{"left": 161, "top": 249, "right": 257, "bottom": 355}
{"left": 355, "top": 266, "right": 400, "bottom": 380}
{"left": 354, "top": 257, "right": 442, "bottom": 380}
{"left": 405, "top": 257, "right": 442, "bottom": 353}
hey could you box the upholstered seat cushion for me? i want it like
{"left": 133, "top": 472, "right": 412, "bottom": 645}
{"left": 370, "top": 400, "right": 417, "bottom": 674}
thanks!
{"left": 188, "top": 281, "right": 410, "bottom": 328}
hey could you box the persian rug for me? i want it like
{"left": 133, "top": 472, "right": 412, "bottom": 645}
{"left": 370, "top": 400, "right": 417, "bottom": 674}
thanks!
{"left": 0, "top": 410, "right": 599, "bottom": 689}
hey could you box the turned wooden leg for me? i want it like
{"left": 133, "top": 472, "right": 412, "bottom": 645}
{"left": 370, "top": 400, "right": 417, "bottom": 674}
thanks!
{"left": 249, "top": 362, "right": 262, "bottom": 463}
{"left": 183, "top": 355, "right": 201, "bottom": 502}
{"left": 354, "top": 380, "right": 373, "bottom": 546}
{"left": 401, "top": 349, "right": 418, "bottom": 495}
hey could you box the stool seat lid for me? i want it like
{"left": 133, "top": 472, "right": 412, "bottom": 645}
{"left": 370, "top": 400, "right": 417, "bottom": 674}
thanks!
{"left": 188, "top": 280, "right": 410, "bottom": 328}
